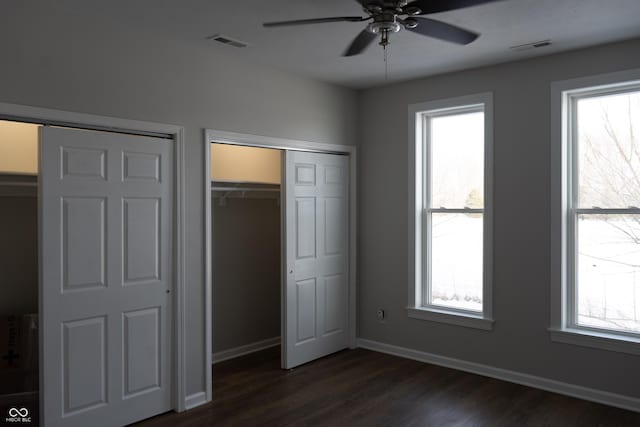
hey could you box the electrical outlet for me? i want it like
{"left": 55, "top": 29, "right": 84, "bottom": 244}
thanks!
{"left": 376, "top": 309, "right": 385, "bottom": 321}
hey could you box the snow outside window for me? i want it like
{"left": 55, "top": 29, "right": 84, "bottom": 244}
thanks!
{"left": 408, "top": 93, "right": 493, "bottom": 330}
{"left": 570, "top": 88, "right": 640, "bottom": 335}
{"left": 551, "top": 71, "right": 640, "bottom": 355}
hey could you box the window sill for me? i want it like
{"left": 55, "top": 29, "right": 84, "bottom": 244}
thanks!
{"left": 549, "top": 328, "right": 640, "bottom": 356}
{"left": 407, "top": 307, "right": 494, "bottom": 331}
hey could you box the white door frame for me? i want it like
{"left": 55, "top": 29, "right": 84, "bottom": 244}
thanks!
{"left": 203, "top": 129, "right": 357, "bottom": 383}
{"left": 0, "top": 102, "right": 189, "bottom": 414}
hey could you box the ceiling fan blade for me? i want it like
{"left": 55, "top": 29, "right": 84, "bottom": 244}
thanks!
{"left": 407, "top": 17, "right": 479, "bottom": 45}
{"left": 405, "top": 0, "right": 500, "bottom": 15}
{"left": 354, "top": 0, "right": 383, "bottom": 5}
{"left": 263, "top": 16, "right": 366, "bottom": 28}
{"left": 343, "top": 30, "right": 377, "bottom": 56}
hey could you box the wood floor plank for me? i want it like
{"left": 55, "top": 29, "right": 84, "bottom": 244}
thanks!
{"left": 132, "top": 347, "right": 640, "bottom": 427}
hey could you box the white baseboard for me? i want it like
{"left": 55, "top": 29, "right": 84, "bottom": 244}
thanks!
{"left": 212, "top": 336, "right": 280, "bottom": 364}
{"left": 357, "top": 338, "right": 640, "bottom": 414}
{"left": 184, "top": 391, "right": 207, "bottom": 410}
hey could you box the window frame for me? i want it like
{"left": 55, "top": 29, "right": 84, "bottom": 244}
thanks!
{"left": 550, "top": 69, "right": 640, "bottom": 355}
{"left": 408, "top": 93, "right": 494, "bottom": 330}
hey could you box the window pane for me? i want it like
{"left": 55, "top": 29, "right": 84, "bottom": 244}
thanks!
{"left": 577, "top": 214, "right": 640, "bottom": 333}
{"left": 430, "top": 213, "right": 483, "bottom": 312}
{"left": 577, "top": 91, "right": 640, "bottom": 208}
{"left": 431, "top": 112, "right": 484, "bottom": 209}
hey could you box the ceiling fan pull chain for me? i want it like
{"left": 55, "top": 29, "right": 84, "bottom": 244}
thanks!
{"left": 384, "top": 43, "right": 389, "bottom": 81}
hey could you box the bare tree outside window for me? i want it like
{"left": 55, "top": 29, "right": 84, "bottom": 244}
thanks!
{"left": 576, "top": 91, "right": 640, "bottom": 333}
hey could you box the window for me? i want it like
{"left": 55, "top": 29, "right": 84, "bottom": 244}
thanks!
{"left": 551, "top": 69, "right": 640, "bottom": 354}
{"left": 408, "top": 93, "right": 493, "bottom": 330}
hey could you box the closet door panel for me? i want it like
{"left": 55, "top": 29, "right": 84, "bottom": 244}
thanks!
{"left": 284, "top": 151, "right": 349, "bottom": 369}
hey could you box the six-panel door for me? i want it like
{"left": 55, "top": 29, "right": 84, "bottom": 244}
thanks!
{"left": 284, "top": 151, "right": 349, "bottom": 369}
{"left": 40, "top": 127, "right": 173, "bottom": 427}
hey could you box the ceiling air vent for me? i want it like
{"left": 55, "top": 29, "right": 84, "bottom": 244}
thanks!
{"left": 509, "top": 40, "right": 552, "bottom": 52}
{"left": 207, "top": 34, "right": 248, "bottom": 48}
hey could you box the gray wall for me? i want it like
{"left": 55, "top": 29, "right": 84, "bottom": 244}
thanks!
{"left": 6, "top": 0, "right": 639, "bottom": 406}
{"left": 357, "top": 37, "right": 640, "bottom": 398}
{"left": 0, "top": 5, "right": 357, "bottom": 397}
{"left": 212, "top": 197, "right": 280, "bottom": 353}
{"left": 0, "top": 192, "right": 38, "bottom": 316}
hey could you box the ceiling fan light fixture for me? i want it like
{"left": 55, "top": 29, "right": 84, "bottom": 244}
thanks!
{"left": 403, "top": 18, "right": 419, "bottom": 29}
{"left": 367, "top": 21, "right": 402, "bottom": 34}
{"left": 368, "top": 13, "right": 402, "bottom": 34}
{"left": 404, "top": 6, "right": 422, "bottom": 16}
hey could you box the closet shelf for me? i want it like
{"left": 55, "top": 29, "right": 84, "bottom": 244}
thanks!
{"left": 211, "top": 181, "right": 279, "bottom": 193}
{"left": 211, "top": 185, "right": 279, "bottom": 193}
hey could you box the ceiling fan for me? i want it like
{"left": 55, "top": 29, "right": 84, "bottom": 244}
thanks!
{"left": 263, "top": 0, "right": 500, "bottom": 56}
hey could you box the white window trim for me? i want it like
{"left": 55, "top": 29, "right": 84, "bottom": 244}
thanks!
{"left": 408, "top": 92, "right": 494, "bottom": 330}
{"left": 550, "top": 68, "right": 640, "bottom": 355}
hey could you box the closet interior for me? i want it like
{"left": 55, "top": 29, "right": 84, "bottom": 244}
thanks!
{"left": 0, "top": 120, "right": 40, "bottom": 419}
{"left": 210, "top": 143, "right": 282, "bottom": 361}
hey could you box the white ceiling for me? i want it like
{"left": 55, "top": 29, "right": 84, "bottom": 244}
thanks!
{"left": 11, "top": 0, "right": 640, "bottom": 89}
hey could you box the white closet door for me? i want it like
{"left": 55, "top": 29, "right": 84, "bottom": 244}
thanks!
{"left": 284, "top": 151, "right": 349, "bottom": 369}
{"left": 40, "top": 127, "right": 173, "bottom": 427}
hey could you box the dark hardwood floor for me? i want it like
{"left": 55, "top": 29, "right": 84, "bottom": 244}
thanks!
{"left": 134, "top": 347, "right": 640, "bottom": 427}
